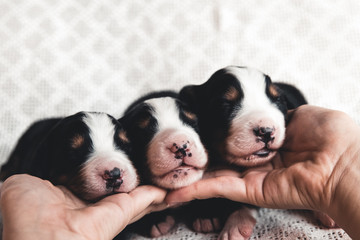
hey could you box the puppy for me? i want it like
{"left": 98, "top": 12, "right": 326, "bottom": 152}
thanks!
{"left": 0, "top": 111, "right": 139, "bottom": 202}
{"left": 180, "top": 66, "right": 307, "bottom": 167}
{"left": 118, "top": 91, "right": 208, "bottom": 238}
{"left": 179, "top": 66, "right": 308, "bottom": 239}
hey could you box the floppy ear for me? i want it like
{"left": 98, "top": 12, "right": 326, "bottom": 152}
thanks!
{"left": 180, "top": 70, "right": 244, "bottom": 124}
{"left": 0, "top": 118, "right": 61, "bottom": 180}
{"left": 27, "top": 119, "right": 69, "bottom": 179}
{"left": 273, "top": 82, "right": 307, "bottom": 110}
{"left": 27, "top": 135, "right": 53, "bottom": 179}
{"left": 28, "top": 113, "right": 86, "bottom": 181}
{"left": 179, "top": 85, "right": 201, "bottom": 113}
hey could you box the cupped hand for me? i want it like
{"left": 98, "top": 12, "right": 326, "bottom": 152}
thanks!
{"left": 166, "top": 105, "right": 360, "bottom": 215}
{"left": 0, "top": 174, "right": 167, "bottom": 240}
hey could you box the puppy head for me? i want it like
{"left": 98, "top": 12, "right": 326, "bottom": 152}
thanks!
{"left": 35, "top": 112, "right": 139, "bottom": 201}
{"left": 120, "top": 93, "right": 208, "bottom": 189}
{"left": 180, "top": 66, "right": 306, "bottom": 167}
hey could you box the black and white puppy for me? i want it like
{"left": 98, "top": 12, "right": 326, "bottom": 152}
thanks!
{"left": 120, "top": 91, "right": 208, "bottom": 189}
{"left": 180, "top": 66, "right": 307, "bottom": 168}
{"left": 179, "top": 66, "right": 307, "bottom": 239}
{"left": 0, "top": 111, "right": 139, "bottom": 202}
{"left": 118, "top": 91, "right": 208, "bottom": 238}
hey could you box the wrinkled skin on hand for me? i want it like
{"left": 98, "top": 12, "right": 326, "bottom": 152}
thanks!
{"left": 0, "top": 174, "right": 167, "bottom": 240}
{"left": 167, "top": 105, "right": 360, "bottom": 220}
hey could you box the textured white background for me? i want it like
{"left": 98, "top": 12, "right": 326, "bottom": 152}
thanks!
{"left": 0, "top": 0, "right": 358, "bottom": 239}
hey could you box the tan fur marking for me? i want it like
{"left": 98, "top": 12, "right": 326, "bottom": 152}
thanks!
{"left": 183, "top": 111, "right": 197, "bottom": 121}
{"left": 269, "top": 84, "right": 279, "bottom": 98}
{"left": 71, "top": 134, "right": 84, "bottom": 149}
{"left": 139, "top": 117, "right": 150, "bottom": 128}
{"left": 224, "top": 86, "right": 239, "bottom": 101}
{"left": 118, "top": 130, "right": 130, "bottom": 143}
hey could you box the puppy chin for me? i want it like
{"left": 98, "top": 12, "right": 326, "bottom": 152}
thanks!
{"left": 152, "top": 168, "right": 204, "bottom": 189}
{"left": 225, "top": 150, "right": 278, "bottom": 167}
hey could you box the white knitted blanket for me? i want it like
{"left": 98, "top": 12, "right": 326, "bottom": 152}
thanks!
{"left": 1, "top": 0, "right": 358, "bottom": 239}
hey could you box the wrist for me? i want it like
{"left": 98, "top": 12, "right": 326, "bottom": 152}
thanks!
{"left": 327, "top": 131, "right": 360, "bottom": 238}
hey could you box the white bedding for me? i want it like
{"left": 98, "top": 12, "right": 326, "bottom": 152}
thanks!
{"left": 1, "top": 0, "right": 358, "bottom": 239}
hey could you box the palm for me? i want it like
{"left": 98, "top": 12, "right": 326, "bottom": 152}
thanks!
{"left": 166, "top": 105, "right": 351, "bottom": 215}
{"left": 1, "top": 174, "right": 167, "bottom": 240}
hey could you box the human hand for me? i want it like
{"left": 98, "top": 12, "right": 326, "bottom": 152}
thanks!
{"left": 0, "top": 174, "right": 167, "bottom": 240}
{"left": 166, "top": 105, "right": 360, "bottom": 236}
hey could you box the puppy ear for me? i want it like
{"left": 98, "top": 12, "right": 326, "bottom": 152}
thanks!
{"left": 28, "top": 128, "right": 61, "bottom": 180}
{"left": 273, "top": 82, "right": 307, "bottom": 109}
{"left": 0, "top": 118, "right": 61, "bottom": 180}
{"left": 179, "top": 85, "right": 201, "bottom": 113}
{"left": 30, "top": 114, "right": 84, "bottom": 180}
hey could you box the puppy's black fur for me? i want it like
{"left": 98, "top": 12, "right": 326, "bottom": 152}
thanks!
{"left": 118, "top": 90, "right": 205, "bottom": 238}
{"left": 178, "top": 66, "right": 307, "bottom": 236}
{"left": 0, "top": 112, "right": 132, "bottom": 201}
{"left": 179, "top": 67, "right": 307, "bottom": 166}
{"left": 120, "top": 90, "right": 200, "bottom": 186}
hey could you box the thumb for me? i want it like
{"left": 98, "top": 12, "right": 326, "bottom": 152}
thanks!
{"left": 80, "top": 185, "right": 167, "bottom": 239}
{"left": 165, "top": 175, "right": 248, "bottom": 204}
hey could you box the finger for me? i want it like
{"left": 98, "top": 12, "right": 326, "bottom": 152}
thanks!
{"left": 165, "top": 161, "right": 278, "bottom": 205}
{"left": 98, "top": 184, "right": 167, "bottom": 219}
{"left": 203, "top": 169, "right": 242, "bottom": 179}
{"left": 166, "top": 167, "right": 301, "bottom": 209}
{"left": 127, "top": 185, "right": 169, "bottom": 223}
{"left": 165, "top": 175, "right": 248, "bottom": 204}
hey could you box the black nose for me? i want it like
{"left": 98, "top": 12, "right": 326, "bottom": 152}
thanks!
{"left": 105, "top": 167, "right": 121, "bottom": 179}
{"left": 103, "top": 167, "right": 123, "bottom": 189}
{"left": 253, "top": 127, "right": 275, "bottom": 144}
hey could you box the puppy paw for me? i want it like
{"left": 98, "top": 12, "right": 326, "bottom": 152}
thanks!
{"left": 150, "top": 215, "right": 176, "bottom": 238}
{"left": 218, "top": 208, "right": 256, "bottom": 240}
{"left": 192, "top": 217, "right": 222, "bottom": 233}
{"left": 314, "top": 211, "right": 338, "bottom": 228}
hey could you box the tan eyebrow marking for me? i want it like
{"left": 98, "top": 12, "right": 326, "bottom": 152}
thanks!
{"left": 224, "top": 86, "right": 240, "bottom": 101}
{"left": 183, "top": 110, "right": 197, "bottom": 121}
{"left": 71, "top": 134, "right": 84, "bottom": 149}
{"left": 269, "top": 84, "right": 280, "bottom": 98}
{"left": 118, "top": 129, "right": 130, "bottom": 143}
{"left": 138, "top": 117, "right": 151, "bottom": 128}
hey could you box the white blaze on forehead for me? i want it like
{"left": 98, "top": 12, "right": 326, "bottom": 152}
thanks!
{"left": 224, "top": 66, "right": 286, "bottom": 151}
{"left": 225, "top": 66, "right": 274, "bottom": 113}
{"left": 145, "top": 96, "right": 205, "bottom": 157}
{"left": 82, "top": 112, "right": 117, "bottom": 153}
{"left": 80, "top": 112, "right": 139, "bottom": 197}
{"left": 224, "top": 67, "right": 285, "bottom": 129}
{"left": 144, "top": 97, "right": 208, "bottom": 188}
{"left": 145, "top": 97, "right": 185, "bottom": 131}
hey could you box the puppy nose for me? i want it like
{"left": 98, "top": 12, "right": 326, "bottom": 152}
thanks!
{"left": 103, "top": 167, "right": 123, "bottom": 189}
{"left": 253, "top": 127, "right": 275, "bottom": 144}
{"left": 170, "top": 141, "right": 192, "bottom": 159}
